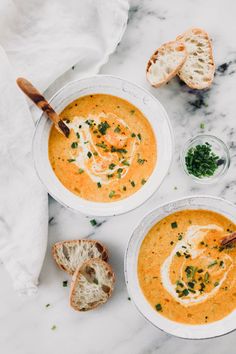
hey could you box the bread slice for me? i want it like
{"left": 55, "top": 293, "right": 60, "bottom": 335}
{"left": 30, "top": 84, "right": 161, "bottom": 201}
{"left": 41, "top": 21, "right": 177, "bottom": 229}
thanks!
{"left": 146, "top": 41, "right": 187, "bottom": 87}
{"left": 70, "top": 259, "right": 115, "bottom": 311}
{"left": 52, "top": 240, "right": 108, "bottom": 275}
{"left": 177, "top": 28, "right": 215, "bottom": 89}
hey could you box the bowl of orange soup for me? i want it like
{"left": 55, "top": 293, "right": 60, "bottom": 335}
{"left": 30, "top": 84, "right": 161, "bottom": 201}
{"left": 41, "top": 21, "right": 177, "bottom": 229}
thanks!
{"left": 125, "top": 196, "right": 236, "bottom": 338}
{"left": 33, "top": 75, "right": 173, "bottom": 216}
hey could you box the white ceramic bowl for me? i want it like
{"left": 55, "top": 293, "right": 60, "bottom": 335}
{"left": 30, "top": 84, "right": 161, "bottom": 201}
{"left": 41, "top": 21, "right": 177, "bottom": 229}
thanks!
{"left": 33, "top": 75, "right": 173, "bottom": 216}
{"left": 125, "top": 195, "right": 236, "bottom": 339}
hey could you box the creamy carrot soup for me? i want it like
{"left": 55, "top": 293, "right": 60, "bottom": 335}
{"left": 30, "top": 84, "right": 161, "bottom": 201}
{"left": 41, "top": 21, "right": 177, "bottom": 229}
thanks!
{"left": 48, "top": 94, "right": 156, "bottom": 202}
{"left": 138, "top": 209, "right": 236, "bottom": 324}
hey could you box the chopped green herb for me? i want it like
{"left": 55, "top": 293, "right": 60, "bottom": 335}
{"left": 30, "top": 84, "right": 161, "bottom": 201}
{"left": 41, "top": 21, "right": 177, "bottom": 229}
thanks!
{"left": 171, "top": 221, "right": 178, "bottom": 229}
{"left": 176, "top": 280, "right": 184, "bottom": 288}
{"left": 130, "top": 109, "right": 135, "bottom": 115}
{"left": 63, "top": 280, "right": 68, "bottom": 287}
{"left": 109, "top": 163, "right": 116, "bottom": 170}
{"left": 187, "top": 282, "right": 195, "bottom": 289}
{"left": 114, "top": 126, "right": 121, "bottom": 133}
{"left": 182, "top": 289, "right": 189, "bottom": 296}
{"left": 178, "top": 235, "right": 183, "bottom": 240}
{"left": 97, "top": 182, "right": 102, "bottom": 188}
{"left": 93, "top": 151, "right": 98, "bottom": 156}
{"left": 155, "top": 303, "right": 162, "bottom": 311}
{"left": 98, "top": 121, "right": 110, "bottom": 135}
{"left": 141, "top": 178, "right": 146, "bottom": 185}
{"left": 185, "top": 142, "right": 220, "bottom": 178}
{"left": 131, "top": 133, "right": 136, "bottom": 137}
{"left": 76, "top": 132, "right": 80, "bottom": 139}
{"left": 96, "top": 142, "right": 107, "bottom": 149}
{"left": 176, "top": 251, "right": 181, "bottom": 257}
{"left": 78, "top": 168, "right": 84, "bottom": 174}
{"left": 85, "top": 119, "right": 94, "bottom": 126}
{"left": 130, "top": 180, "right": 135, "bottom": 187}
{"left": 137, "top": 158, "right": 146, "bottom": 165}
{"left": 111, "top": 147, "right": 127, "bottom": 154}
{"left": 214, "top": 281, "right": 219, "bottom": 287}
{"left": 109, "top": 190, "right": 115, "bottom": 198}
{"left": 87, "top": 151, "right": 92, "bottom": 159}
{"left": 197, "top": 269, "right": 204, "bottom": 273}
{"left": 117, "top": 168, "right": 123, "bottom": 178}
{"left": 71, "top": 142, "right": 78, "bottom": 149}
{"left": 137, "top": 133, "right": 142, "bottom": 141}
{"left": 204, "top": 272, "right": 210, "bottom": 283}
{"left": 51, "top": 325, "right": 57, "bottom": 331}
{"left": 90, "top": 219, "right": 97, "bottom": 226}
{"left": 200, "top": 123, "right": 205, "bottom": 129}
{"left": 67, "top": 158, "right": 76, "bottom": 163}
{"left": 122, "top": 160, "right": 130, "bottom": 166}
{"left": 208, "top": 260, "right": 217, "bottom": 268}
{"left": 128, "top": 297, "right": 131, "bottom": 301}
{"left": 219, "top": 261, "right": 224, "bottom": 268}
{"left": 45, "top": 304, "right": 50, "bottom": 308}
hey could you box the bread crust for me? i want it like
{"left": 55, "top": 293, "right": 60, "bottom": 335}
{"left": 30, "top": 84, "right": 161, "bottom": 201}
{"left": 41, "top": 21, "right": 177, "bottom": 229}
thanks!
{"left": 69, "top": 258, "right": 115, "bottom": 311}
{"left": 146, "top": 41, "right": 187, "bottom": 88}
{"left": 176, "top": 28, "right": 215, "bottom": 89}
{"left": 52, "top": 239, "right": 109, "bottom": 275}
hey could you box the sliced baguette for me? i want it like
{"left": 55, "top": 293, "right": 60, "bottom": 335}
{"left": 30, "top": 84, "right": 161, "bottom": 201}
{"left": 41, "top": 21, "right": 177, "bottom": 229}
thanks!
{"left": 70, "top": 259, "right": 115, "bottom": 311}
{"left": 52, "top": 240, "right": 108, "bottom": 275}
{"left": 177, "top": 28, "right": 215, "bottom": 89}
{"left": 146, "top": 41, "right": 187, "bottom": 87}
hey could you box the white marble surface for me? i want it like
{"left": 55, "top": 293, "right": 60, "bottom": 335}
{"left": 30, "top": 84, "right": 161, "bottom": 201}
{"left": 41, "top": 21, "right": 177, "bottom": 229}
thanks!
{"left": 1, "top": 0, "right": 236, "bottom": 353}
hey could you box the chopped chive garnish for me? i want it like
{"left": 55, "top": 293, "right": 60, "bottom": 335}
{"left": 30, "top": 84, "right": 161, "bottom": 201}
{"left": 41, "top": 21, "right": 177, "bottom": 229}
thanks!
{"left": 185, "top": 142, "right": 219, "bottom": 178}
{"left": 67, "top": 159, "right": 75, "bottom": 162}
{"left": 131, "top": 133, "right": 136, "bottom": 137}
{"left": 45, "top": 304, "right": 50, "bottom": 308}
{"left": 122, "top": 160, "right": 130, "bottom": 166}
{"left": 200, "top": 123, "right": 205, "bottom": 129}
{"left": 114, "top": 126, "right": 121, "bottom": 133}
{"left": 90, "top": 219, "right": 97, "bottom": 226}
{"left": 111, "top": 147, "right": 127, "bottom": 154}
{"left": 109, "top": 163, "right": 116, "bottom": 170}
{"left": 182, "top": 289, "right": 189, "bottom": 296}
{"left": 171, "top": 221, "right": 178, "bottom": 229}
{"left": 71, "top": 142, "right": 78, "bottom": 148}
{"left": 130, "top": 180, "right": 135, "bottom": 187}
{"left": 97, "top": 182, "right": 102, "bottom": 188}
{"left": 63, "top": 280, "right": 68, "bottom": 287}
{"left": 178, "top": 235, "right": 183, "bottom": 240}
{"left": 137, "top": 133, "right": 142, "bottom": 141}
{"left": 96, "top": 142, "right": 107, "bottom": 149}
{"left": 155, "top": 303, "right": 162, "bottom": 311}
{"left": 214, "top": 281, "right": 219, "bottom": 287}
{"left": 87, "top": 151, "right": 92, "bottom": 158}
{"left": 93, "top": 151, "right": 98, "bottom": 156}
{"left": 109, "top": 190, "right": 115, "bottom": 198}
{"left": 176, "top": 251, "right": 181, "bottom": 257}
{"left": 51, "top": 325, "right": 57, "bottom": 331}
{"left": 78, "top": 168, "right": 84, "bottom": 174}
{"left": 208, "top": 260, "right": 217, "bottom": 268}
{"left": 137, "top": 158, "right": 146, "bottom": 165}
{"left": 76, "top": 132, "right": 80, "bottom": 139}
{"left": 141, "top": 178, "right": 146, "bottom": 185}
{"left": 98, "top": 121, "right": 110, "bottom": 135}
{"left": 204, "top": 272, "right": 210, "bottom": 283}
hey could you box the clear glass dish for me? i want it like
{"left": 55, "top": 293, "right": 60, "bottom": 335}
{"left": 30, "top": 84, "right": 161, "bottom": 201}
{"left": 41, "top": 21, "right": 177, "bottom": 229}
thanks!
{"left": 33, "top": 75, "right": 174, "bottom": 216}
{"left": 181, "top": 134, "right": 230, "bottom": 184}
{"left": 125, "top": 195, "right": 236, "bottom": 339}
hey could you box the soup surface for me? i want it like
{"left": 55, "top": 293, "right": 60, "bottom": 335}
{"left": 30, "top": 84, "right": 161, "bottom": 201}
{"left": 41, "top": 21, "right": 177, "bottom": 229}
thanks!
{"left": 138, "top": 209, "right": 236, "bottom": 324}
{"left": 48, "top": 94, "right": 156, "bottom": 202}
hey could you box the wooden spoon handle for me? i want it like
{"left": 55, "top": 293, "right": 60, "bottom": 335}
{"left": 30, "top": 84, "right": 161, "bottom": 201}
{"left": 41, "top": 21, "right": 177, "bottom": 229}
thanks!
{"left": 16, "top": 77, "right": 70, "bottom": 138}
{"left": 221, "top": 232, "right": 236, "bottom": 246}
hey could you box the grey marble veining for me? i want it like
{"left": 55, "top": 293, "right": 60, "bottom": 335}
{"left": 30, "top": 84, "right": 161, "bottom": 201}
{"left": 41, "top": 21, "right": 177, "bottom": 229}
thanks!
{"left": 1, "top": 0, "right": 236, "bottom": 353}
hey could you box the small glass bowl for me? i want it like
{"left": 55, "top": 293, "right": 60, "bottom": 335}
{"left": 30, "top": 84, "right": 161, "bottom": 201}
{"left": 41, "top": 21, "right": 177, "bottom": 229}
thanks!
{"left": 181, "top": 134, "right": 230, "bottom": 184}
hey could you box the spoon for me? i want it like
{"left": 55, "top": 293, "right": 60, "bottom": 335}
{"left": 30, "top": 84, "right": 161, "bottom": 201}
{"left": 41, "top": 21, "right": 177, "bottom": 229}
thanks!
{"left": 16, "top": 77, "right": 70, "bottom": 138}
{"left": 220, "top": 232, "right": 236, "bottom": 246}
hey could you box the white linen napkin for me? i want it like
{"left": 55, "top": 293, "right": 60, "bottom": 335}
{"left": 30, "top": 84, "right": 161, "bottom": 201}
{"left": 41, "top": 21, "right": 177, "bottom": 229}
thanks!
{"left": 0, "top": 0, "right": 129, "bottom": 295}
